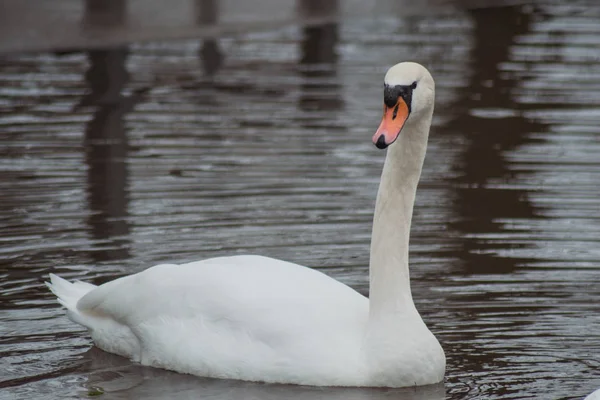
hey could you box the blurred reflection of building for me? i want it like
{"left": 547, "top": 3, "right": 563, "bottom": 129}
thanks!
{"left": 83, "top": 0, "right": 127, "bottom": 28}
{"left": 77, "top": 47, "right": 145, "bottom": 263}
{"left": 196, "top": 0, "right": 224, "bottom": 77}
{"left": 444, "top": 6, "right": 547, "bottom": 275}
{"left": 297, "top": 0, "right": 343, "bottom": 120}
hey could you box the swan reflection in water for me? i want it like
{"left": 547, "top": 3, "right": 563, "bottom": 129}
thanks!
{"left": 82, "top": 347, "right": 446, "bottom": 400}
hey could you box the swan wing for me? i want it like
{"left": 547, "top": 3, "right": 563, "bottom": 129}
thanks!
{"left": 73, "top": 255, "right": 369, "bottom": 384}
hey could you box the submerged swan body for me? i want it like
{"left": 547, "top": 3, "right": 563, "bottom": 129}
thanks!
{"left": 47, "top": 62, "right": 445, "bottom": 387}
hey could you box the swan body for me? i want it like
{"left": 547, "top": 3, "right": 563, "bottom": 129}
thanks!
{"left": 47, "top": 62, "right": 445, "bottom": 387}
{"left": 586, "top": 389, "right": 600, "bottom": 400}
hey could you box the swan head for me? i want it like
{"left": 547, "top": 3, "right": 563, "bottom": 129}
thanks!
{"left": 372, "top": 62, "right": 435, "bottom": 149}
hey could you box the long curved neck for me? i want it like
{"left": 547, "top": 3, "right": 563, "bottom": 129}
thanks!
{"left": 368, "top": 111, "right": 432, "bottom": 319}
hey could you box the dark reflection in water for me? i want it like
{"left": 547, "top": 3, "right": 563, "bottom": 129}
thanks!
{"left": 438, "top": 7, "right": 550, "bottom": 398}
{"left": 83, "top": 0, "right": 127, "bottom": 28}
{"left": 78, "top": 48, "right": 142, "bottom": 263}
{"left": 298, "top": 0, "right": 343, "bottom": 140}
{"left": 445, "top": 6, "right": 546, "bottom": 275}
{"left": 196, "top": 0, "right": 224, "bottom": 77}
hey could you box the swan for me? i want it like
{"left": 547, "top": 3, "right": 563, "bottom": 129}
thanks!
{"left": 586, "top": 389, "right": 600, "bottom": 400}
{"left": 47, "top": 62, "right": 445, "bottom": 388}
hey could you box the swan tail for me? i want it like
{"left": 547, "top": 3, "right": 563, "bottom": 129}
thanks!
{"left": 46, "top": 274, "right": 141, "bottom": 359}
{"left": 46, "top": 273, "right": 97, "bottom": 327}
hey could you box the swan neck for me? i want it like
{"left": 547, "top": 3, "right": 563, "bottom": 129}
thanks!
{"left": 368, "top": 113, "right": 431, "bottom": 318}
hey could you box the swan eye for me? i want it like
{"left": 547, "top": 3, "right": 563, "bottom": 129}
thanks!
{"left": 411, "top": 81, "right": 417, "bottom": 90}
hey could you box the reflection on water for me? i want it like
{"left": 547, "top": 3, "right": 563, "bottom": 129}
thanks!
{"left": 446, "top": 5, "right": 545, "bottom": 275}
{"left": 80, "top": 48, "right": 136, "bottom": 263}
{"left": 298, "top": 0, "right": 342, "bottom": 126}
{"left": 196, "top": 0, "right": 224, "bottom": 77}
{"left": 2, "top": 1, "right": 600, "bottom": 400}
{"left": 83, "top": 0, "right": 127, "bottom": 28}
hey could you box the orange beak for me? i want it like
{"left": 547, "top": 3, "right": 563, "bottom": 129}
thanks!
{"left": 372, "top": 97, "right": 410, "bottom": 149}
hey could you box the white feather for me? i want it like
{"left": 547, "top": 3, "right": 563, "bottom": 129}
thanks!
{"left": 586, "top": 388, "right": 600, "bottom": 400}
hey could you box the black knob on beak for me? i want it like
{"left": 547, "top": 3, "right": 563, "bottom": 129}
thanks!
{"left": 375, "top": 135, "right": 388, "bottom": 149}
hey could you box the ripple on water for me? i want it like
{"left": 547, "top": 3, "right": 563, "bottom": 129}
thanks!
{"left": 2, "top": 1, "right": 600, "bottom": 399}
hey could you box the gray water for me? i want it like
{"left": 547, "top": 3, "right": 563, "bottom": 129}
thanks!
{"left": 2, "top": 1, "right": 600, "bottom": 399}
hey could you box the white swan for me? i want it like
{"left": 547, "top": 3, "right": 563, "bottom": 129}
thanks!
{"left": 586, "top": 388, "right": 600, "bottom": 400}
{"left": 47, "top": 62, "right": 445, "bottom": 388}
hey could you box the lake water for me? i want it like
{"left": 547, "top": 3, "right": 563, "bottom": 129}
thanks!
{"left": 2, "top": 1, "right": 600, "bottom": 399}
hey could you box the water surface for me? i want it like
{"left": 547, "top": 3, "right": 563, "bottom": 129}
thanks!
{"left": 2, "top": 1, "right": 600, "bottom": 399}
